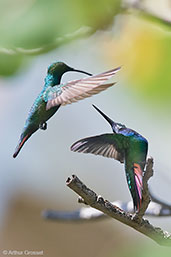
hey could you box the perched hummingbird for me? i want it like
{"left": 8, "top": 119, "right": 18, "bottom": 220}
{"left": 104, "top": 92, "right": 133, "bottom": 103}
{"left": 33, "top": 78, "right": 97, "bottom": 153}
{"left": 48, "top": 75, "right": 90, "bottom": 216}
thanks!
{"left": 71, "top": 105, "right": 148, "bottom": 211}
{"left": 13, "top": 62, "right": 120, "bottom": 158}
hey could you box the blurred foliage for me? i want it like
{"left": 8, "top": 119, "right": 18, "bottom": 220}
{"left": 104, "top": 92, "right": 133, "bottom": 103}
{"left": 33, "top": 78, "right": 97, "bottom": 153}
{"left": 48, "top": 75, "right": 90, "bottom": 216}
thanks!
{"left": 0, "top": 0, "right": 121, "bottom": 76}
{"left": 1, "top": 0, "right": 121, "bottom": 48}
{"left": 117, "top": 240, "right": 171, "bottom": 257}
{"left": 0, "top": 0, "right": 170, "bottom": 113}
{"left": 101, "top": 16, "right": 171, "bottom": 110}
{"left": 0, "top": 52, "right": 24, "bottom": 76}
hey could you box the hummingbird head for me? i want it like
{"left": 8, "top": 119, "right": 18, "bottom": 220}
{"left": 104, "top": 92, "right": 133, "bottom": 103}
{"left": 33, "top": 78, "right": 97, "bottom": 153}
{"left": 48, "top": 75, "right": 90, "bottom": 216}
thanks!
{"left": 92, "top": 104, "right": 126, "bottom": 133}
{"left": 47, "top": 62, "right": 92, "bottom": 77}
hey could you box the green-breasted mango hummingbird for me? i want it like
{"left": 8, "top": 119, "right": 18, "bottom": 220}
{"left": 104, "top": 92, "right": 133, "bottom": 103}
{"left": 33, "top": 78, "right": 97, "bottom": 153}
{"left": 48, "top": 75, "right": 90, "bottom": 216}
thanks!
{"left": 71, "top": 105, "right": 148, "bottom": 211}
{"left": 13, "top": 62, "right": 120, "bottom": 158}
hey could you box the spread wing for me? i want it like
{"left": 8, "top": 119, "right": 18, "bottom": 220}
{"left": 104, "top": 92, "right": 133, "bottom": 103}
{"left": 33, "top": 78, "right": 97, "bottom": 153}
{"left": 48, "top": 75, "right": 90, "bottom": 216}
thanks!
{"left": 45, "top": 67, "right": 121, "bottom": 110}
{"left": 71, "top": 133, "right": 125, "bottom": 163}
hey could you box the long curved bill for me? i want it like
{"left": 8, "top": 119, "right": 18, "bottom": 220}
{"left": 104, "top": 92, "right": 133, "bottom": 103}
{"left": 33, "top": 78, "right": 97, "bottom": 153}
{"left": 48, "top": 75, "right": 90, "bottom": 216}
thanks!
{"left": 72, "top": 68, "right": 92, "bottom": 76}
{"left": 92, "top": 104, "right": 114, "bottom": 128}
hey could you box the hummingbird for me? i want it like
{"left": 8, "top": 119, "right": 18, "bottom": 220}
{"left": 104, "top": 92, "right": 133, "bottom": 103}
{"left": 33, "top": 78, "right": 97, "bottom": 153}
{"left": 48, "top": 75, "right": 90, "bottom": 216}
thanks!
{"left": 71, "top": 105, "right": 148, "bottom": 211}
{"left": 13, "top": 62, "right": 121, "bottom": 158}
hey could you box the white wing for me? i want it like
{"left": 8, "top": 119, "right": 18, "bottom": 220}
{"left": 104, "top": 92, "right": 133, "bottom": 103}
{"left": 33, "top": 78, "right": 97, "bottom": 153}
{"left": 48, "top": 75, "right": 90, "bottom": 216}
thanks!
{"left": 46, "top": 67, "right": 120, "bottom": 110}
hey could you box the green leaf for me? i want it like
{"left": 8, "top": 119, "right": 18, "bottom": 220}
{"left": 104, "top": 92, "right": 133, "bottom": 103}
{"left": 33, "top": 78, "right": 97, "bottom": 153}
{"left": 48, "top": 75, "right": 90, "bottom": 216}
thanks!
{"left": 0, "top": 0, "right": 121, "bottom": 76}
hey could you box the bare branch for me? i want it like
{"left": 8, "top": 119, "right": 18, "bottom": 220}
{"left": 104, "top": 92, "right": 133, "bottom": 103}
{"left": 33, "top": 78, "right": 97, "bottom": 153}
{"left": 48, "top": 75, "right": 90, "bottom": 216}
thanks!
{"left": 0, "top": 26, "right": 92, "bottom": 56}
{"left": 42, "top": 158, "right": 171, "bottom": 246}
{"left": 43, "top": 199, "right": 171, "bottom": 224}
{"left": 65, "top": 169, "right": 171, "bottom": 245}
{"left": 43, "top": 158, "right": 170, "bottom": 221}
{"left": 149, "top": 190, "right": 171, "bottom": 210}
{"left": 122, "top": 1, "right": 171, "bottom": 28}
{"left": 42, "top": 207, "right": 105, "bottom": 222}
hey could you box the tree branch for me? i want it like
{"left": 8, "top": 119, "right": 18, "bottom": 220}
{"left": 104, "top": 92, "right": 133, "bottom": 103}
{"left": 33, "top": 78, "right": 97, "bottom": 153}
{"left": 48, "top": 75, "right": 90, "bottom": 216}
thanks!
{"left": 122, "top": 1, "right": 171, "bottom": 28}
{"left": 43, "top": 157, "right": 171, "bottom": 246}
{"left": 0, "top": 26, "right": 92, "bottom": 56}
{"left": 149, "top": 190, "right": 171, "bottom": 210}
{"left": 43, "top": 199, "right": 171, "bottom": 223}
{"left": 65, "top": 177, "right": 171, "bottom": 246}
{"left": 43, "top": 167, "right": 171, "bottom": 221}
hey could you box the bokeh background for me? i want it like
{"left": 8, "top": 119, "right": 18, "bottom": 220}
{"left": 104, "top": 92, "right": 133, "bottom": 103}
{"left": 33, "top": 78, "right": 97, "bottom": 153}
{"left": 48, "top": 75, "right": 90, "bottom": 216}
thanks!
{"left": 0, "top": 0, "right": 171, "bottom": 256}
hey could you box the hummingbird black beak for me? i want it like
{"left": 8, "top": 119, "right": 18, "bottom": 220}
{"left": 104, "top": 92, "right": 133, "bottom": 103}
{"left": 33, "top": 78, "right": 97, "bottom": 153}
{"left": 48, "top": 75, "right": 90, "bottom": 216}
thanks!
{"left": 71, "top": 68, "right": 92, "bottom": 76}
{"left": 92, "top": 104, "right": 114, "bottom": 128}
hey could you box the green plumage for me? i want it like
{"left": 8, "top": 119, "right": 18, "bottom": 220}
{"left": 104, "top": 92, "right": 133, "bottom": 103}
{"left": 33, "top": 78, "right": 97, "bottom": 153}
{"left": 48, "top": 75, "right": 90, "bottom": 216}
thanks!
{"left": 13, "top": 63, "right": 120, "bottom": 158}
{"left": 71, "top": 105, "right": 148, "bottom": 211}
{"left": 13, "top": 62, "right": 92, "bottom": 158}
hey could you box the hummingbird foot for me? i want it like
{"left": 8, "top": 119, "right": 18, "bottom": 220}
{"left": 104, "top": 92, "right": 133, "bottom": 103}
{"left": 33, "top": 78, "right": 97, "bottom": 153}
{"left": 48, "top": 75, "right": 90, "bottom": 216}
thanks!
{"left": 39, "top": 122, "right": 47, "bottom": 130}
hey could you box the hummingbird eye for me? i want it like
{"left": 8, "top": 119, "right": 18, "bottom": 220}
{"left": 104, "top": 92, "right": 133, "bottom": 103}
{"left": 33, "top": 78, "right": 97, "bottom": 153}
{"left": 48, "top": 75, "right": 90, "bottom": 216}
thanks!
{"left": 117, "top": 124, "right": 122, "bottom": 130}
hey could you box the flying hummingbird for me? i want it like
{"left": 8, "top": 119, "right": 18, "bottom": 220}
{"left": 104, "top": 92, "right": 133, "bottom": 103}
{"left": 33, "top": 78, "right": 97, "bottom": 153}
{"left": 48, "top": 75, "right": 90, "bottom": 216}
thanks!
{"left": 71, "top": 105, "right": 148, "bottom": 211}
{"left": 13, "top": 62, "right": 120, "bottom": 158}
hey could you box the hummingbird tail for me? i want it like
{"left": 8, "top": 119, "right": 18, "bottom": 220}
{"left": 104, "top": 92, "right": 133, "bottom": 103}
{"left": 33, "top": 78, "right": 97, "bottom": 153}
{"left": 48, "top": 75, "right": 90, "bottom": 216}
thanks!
{"left": 13, "top": 133, "right": 31, "bottom": 158}
{"left": 127, "top": 163, "right": 143, "bottom": 211}
{"left": 134, "top": 163, "right": 143, "bottom": 211}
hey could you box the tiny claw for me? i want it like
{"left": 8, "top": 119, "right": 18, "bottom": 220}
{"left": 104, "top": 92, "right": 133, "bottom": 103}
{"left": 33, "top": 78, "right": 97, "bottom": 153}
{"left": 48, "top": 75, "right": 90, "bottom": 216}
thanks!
{"left": 39, "top": 122, "right": 47, "bottom": 130}
{"left": 131, "top": 213, "right": 142, "bottom": 224}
